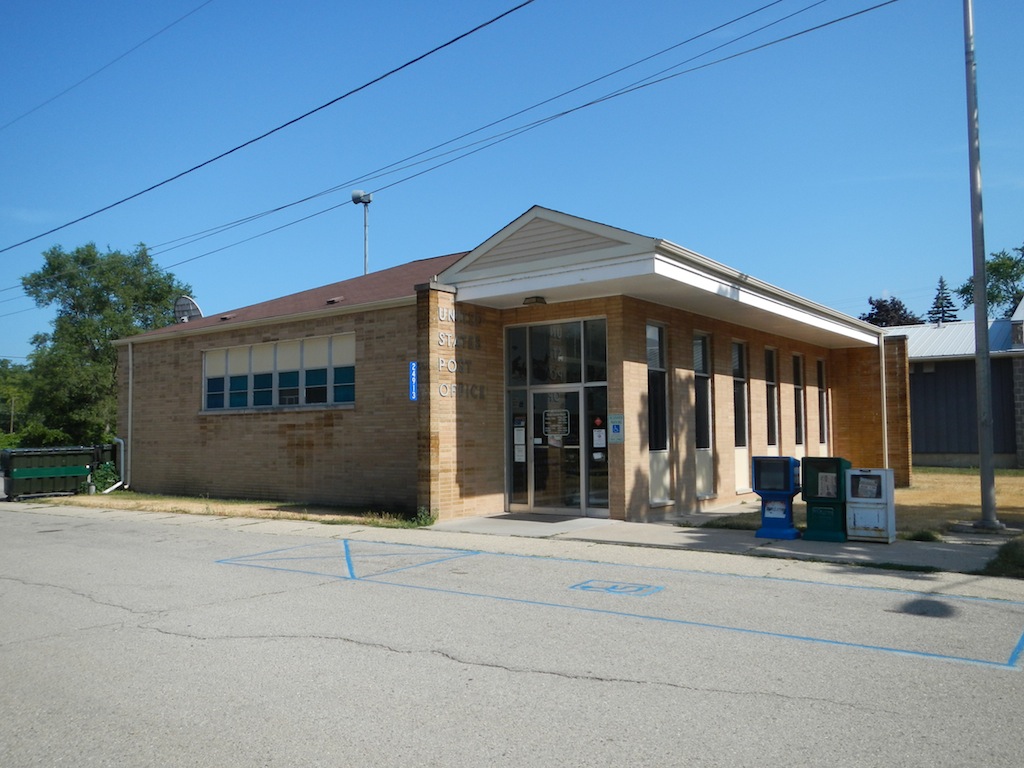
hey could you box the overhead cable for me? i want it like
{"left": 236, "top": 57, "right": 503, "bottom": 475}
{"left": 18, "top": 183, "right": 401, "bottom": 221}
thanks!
{"left": 0, "top": 0, "right": 538, "bottom": 255}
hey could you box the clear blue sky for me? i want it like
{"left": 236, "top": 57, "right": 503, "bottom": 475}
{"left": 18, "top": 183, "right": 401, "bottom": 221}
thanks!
{"left": 2, "top": 0, "right": 1022, "bottom": 362}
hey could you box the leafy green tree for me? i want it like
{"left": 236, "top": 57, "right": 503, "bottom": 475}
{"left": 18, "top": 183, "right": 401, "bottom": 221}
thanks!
{"left": 0, "top": 359, "right": 32, "bottom": 437}
{"left": 859, "top": 296, "right": 923, "bottom": 327}
{"left": 955, "top": 243, "right": 1024, "bottom": 318}
{"left": 927, "top": 277, "right": 959, "bottom": 324}
{"left": 21, "top": 243, "right": 191, "bottom": 444}
{"left": 0, "top": 359, "right": 39, "bottom": 447}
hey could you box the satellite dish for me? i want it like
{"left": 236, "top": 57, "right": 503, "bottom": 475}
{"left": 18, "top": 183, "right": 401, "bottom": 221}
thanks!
{"left": 173, "top": 296, "right": 203, "bottom": 324}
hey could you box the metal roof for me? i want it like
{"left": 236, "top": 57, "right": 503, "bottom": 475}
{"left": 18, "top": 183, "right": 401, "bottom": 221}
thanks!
{"left": 884, "top": 318, "right": 1018, "bottom": 359}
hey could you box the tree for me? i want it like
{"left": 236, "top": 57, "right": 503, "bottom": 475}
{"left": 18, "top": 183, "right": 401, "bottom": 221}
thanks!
{"left": 955, "top": 243, "right": 1024, "bottom": 319}
{"left": 858, "top": 296, "right": 923, "bottom": 328}
{"left": 926, "top": 276, "right": 959, "bottom": 324}
{"left": 21, "top": 243, "right": 191, "bottom": 444}
{"left": 0, "top": 359, "right": 33, "bottom": 448}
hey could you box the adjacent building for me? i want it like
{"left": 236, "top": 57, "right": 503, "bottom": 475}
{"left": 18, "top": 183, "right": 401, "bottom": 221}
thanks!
{"left": 116, "top": 207, "right": 910, "bottom": 521}
{"left": 886, "top": 299, "right": 1024, "bottom": 468}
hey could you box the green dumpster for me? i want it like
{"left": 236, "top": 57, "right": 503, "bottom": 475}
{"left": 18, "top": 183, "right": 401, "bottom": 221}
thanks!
{"left": 2, "top": 447, "right": 96, "bottom": 500}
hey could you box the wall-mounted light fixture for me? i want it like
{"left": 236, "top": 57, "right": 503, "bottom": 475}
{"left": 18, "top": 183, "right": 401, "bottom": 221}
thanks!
{"left": 522, "top": 296, "right": 546, "bottom": 306}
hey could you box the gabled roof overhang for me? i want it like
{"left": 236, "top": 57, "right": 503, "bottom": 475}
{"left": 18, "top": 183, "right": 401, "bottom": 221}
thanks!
{"left": 439, "top": 207, "right": 880, "bottom": 349}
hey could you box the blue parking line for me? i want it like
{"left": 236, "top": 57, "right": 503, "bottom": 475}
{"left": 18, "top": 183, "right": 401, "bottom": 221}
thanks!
{"left": 353, "top": 576, "right": 1021, "bottom": 671}
{"left": 218, "top": 539, "right": 1024, "bottom": 670}
{"left": 343, "top": 539, "right": 355, "bottom": 580}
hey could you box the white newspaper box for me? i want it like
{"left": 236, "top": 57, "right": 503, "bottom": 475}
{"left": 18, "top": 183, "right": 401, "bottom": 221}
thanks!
{"left": 845, "top": 468, "right": 895, "bottom": 543}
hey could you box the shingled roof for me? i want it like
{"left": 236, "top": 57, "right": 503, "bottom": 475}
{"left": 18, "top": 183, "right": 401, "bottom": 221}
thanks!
{"left": 124, "top": 252, "right": 466, "bottom": 344}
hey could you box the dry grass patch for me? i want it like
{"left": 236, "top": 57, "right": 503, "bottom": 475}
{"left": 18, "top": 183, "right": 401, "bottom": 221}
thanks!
{"left": 36, "top": 492, "right": 430, "bottom": 527}
{"left": 895, "top": 467, "right": 1024, "bottom": 533}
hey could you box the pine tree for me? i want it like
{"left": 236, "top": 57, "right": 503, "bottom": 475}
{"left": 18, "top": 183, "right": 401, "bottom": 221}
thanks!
{"left": 927, "top": 277, "right": 958, "bottom": 324}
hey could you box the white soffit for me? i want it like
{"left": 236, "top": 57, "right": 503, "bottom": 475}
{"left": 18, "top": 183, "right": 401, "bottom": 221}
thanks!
{"left": 443, "top": 207, "right": 878, "bottom": 349}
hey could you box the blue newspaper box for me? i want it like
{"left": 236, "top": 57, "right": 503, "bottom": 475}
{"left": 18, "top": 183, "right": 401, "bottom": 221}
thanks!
{"left": 752, "top": 456, "right": 801, "bottom": 539}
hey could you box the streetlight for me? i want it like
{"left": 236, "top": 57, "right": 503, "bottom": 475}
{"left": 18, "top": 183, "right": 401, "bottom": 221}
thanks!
{"left": 352, "top": 190, "right": 372, "bottom": 275}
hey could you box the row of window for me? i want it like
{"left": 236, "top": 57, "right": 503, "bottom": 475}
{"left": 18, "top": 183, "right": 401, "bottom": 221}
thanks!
{"left": 206, "top": 367, "right": 355, "bottom": 409}
{"left": 645, "top": 329, "right": 828, "bottom": 451}
{"left": 204, "top": 335, "right": 355, "bottom": 411}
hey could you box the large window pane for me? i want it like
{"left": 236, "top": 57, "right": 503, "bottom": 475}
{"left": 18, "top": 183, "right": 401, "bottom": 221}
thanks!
{"left": 305, "top": 368, "right": 327, "bottom": 404}
{"left": 530, "top": 323, "right": 581, "bottom": 385}
{"left": 333, "top": 366, "right": 355, "bottom": 404}
{"left": 765, "top": 349, "right": 779, "bottom": 446}
{"left": 793, "top": 355, "right": 805, "bottom": 445}
{"left": 278, "top": 370, "right": 299, "bottom": 405}
{"left": 647, "top": 325, "right": 667, "bottom": 452}
{"left": 229, "top": 375, "right": 248, "bottom": 408}
{"left": 694, "top": 335, "right": 712, "bottom": 450}
{"left": 732, "top": 342, "right": 747, "bottom": 448}
{"left": 506, "top": 326, "right": 528, "bottom": 386}
{"left": 206, "top": 377, "right": 225, "bottom": 410}
{"left": 584, "top": 319, "right": 607, "bottom": 383}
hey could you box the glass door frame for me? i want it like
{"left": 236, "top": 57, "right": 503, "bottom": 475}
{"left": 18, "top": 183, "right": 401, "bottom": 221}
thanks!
{"left": 504, "top": 318, "right": 609, "bottom": 518}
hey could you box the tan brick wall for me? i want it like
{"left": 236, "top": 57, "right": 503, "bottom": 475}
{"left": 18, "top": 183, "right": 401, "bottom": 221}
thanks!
{"left": 120, "top": 305, "right": 423, "bottom": 509}
{"left": 830, "top": 337, "right": 911, "bottom": 486}
{"left": 416, "top": 288, "right": 505, "bottom": 520}
{"left": 119, "top": 293, "right": 910, "bottom": 520}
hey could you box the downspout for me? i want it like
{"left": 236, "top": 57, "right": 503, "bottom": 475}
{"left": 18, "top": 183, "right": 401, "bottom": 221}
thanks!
{"left": 103, "top": 438, "right": 125, "bottom": 494}
{"left": 124, "top": 340, "right": 134, "bottom": 489}
{"left": 878, "top": 331, "right": 889, "bottom": 469}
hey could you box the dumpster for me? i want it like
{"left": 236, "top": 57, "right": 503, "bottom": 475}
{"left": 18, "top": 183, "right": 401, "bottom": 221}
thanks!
{"left": 845, "top": 468, "right": 896, "bottom": 543}
{"left": 1, "top": 447, "right": 96, "bottom": 500}
{"left": 801, "top": 456, "right": 851, "bottom": 542}
{"left": 752, "top": 456, "right": 801, "bottom": 539}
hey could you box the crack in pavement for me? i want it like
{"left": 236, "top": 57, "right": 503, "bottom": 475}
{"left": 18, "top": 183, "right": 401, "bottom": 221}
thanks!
{"left": 136, "top": 625, "right": 900, "bottom": 716}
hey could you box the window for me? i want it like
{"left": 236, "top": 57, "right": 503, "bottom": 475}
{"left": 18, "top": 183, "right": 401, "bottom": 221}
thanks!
{"left": 817, "top": 360, "right": 828, "bottom": 444}
{"left": 732, "top": 342, "right": 748, "bottom": 448}
{"left": 204, "top": 334, "right": 355, "bottom": 410}
{"left": 278, "top": 371, "right": 299, "bottom": 405}
{"left": 793, "top": 355, "right": 805, "bottom": 445}
{"left": 253, "top": 373, "right": 273, "bottom": 406}
{"left": 765, "top": 349, "right": 779, "bottom": 447}
{"left": 229, "top": 375, "right": 248, "bottom": 408}
{"left": 333, "top": 366, "right": 355, "bottom": 403}
{"left": 647, "top": 325, "right": 667, "bottom": 452}
{"left": 305, "top": 369, "right": 328, "bottom": 404}
{"left": 584, "top": 319, "right": 607, "bottom": 383}
{"left": 529, "top": 322, "right": 582, "bottom": 385}
{"left": 206, "top": 377, "right": 225, "bottom": 409}
{"left": 694, "top": 334, "right": 712, "bottom": 450}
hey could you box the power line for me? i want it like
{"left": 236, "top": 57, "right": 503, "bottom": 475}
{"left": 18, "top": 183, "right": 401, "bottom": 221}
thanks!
{"left": 0, "top": 0, "right": 218, "bottom": 133}
{"left": 0, "top": 0, "right": 906, "bottom": 294}
{"left": 147, "top": 1, "right": 907, "bottom": 272}
{"left": 0, "top": 0, "right": 537, "bottom": 256}
{"left": 146, "top": 0, "right": 793, "bottom": 255}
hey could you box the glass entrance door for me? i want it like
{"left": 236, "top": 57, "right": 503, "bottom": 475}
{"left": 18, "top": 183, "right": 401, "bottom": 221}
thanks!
{"left": 506, "top": 320, "right": 608, "bottom": 518}
{"left": 532, "top": 390, "right": 580, "bottom": 511}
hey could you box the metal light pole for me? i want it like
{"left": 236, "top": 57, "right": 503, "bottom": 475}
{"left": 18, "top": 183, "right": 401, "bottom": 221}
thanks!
{"left": 352, "top": 190, "right": 373, "bottom": 275}
{"left": 962, "top": 0, "right": 1000, "bottom": 529}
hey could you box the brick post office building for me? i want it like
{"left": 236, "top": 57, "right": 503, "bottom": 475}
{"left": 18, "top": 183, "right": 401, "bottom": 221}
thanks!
{"left": 116, "top": 207, "right": 909, "bottom": 521}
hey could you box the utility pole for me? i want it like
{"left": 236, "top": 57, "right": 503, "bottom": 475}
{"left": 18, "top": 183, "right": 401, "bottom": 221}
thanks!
{"left": 962, "top": 0, "right": 1001, "bottom": 529}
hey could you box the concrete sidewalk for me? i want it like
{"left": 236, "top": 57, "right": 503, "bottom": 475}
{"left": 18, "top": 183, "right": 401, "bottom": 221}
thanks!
{"left": 431, "top": 512, "right": 1015, "bottom": 574}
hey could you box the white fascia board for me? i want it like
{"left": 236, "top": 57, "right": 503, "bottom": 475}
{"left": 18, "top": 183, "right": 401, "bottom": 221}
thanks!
{"left": 452, "top": 253, "right": 653, "bottom": 301}
{"left": 653, "top": 254, "right": 880, "bottom": 347}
